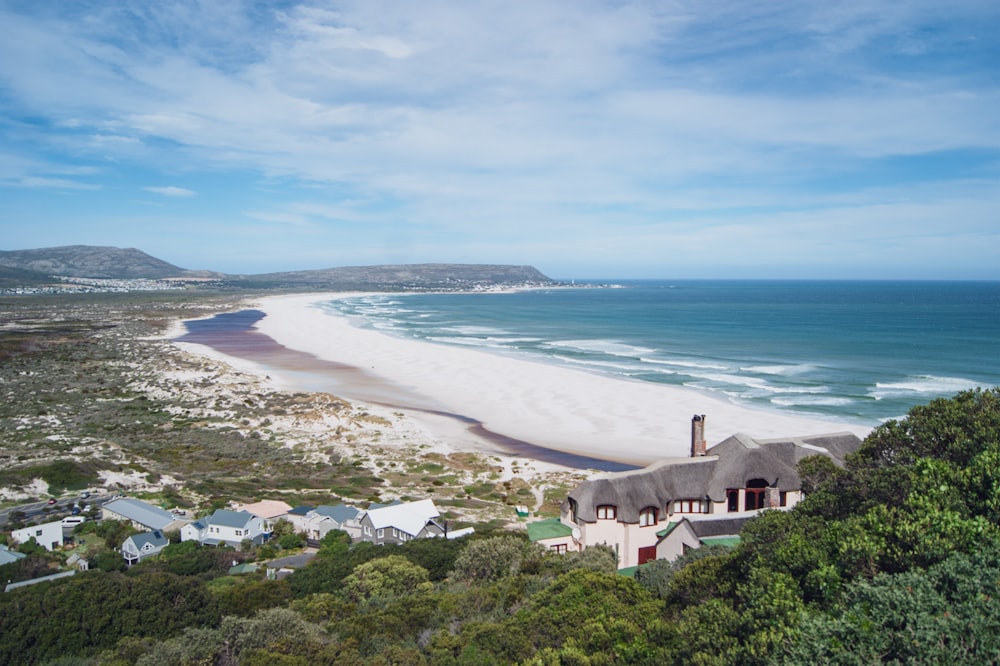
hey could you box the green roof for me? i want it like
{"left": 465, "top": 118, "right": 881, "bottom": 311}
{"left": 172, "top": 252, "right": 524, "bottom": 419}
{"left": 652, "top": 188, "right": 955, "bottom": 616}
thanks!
{"left": 700, "top": 536, "right": 741, "bottom": 548}
{"left": 656, "top": 521, "right": 679, "bottom": 538}
{"left": 526, "top": 518, "right": 573, "bottom": 542}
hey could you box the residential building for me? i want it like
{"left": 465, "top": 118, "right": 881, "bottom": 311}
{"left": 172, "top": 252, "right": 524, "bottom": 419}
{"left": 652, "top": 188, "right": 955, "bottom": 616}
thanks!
{"left": 102, "top": 498, "right": 179, "bottom": 532}
{"left": 180, "top": 509, "right": 266, "bottom": 548}
{"left": 560, "top": 415, "right": 862, "bottom": 569}
{"left": 122, "top": 530, "right": 170, "bottom": 565}
{"left": 358, "top": 498, "right": 444, "bottom": 545}
{"left": 527, "top": 517, "right": 581, "bottom": 554}
{"left": 238, "top": 500, "right": 292, "bottom": 533}
{"left": 11, "top": 520, "right": 64, "bottom": 552}
{"left": 303, "top": 504, "right": 362, "bottom": 542}
{"left": 653, "top": 515, "right": 746, "bottom": 561}
{"left": 284, "top": 505, "right": 315, "bottom": 533}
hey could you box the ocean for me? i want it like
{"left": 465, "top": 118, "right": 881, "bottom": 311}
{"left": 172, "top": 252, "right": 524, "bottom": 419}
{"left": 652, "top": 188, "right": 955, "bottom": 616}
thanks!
{"left": 323, "top": 280, "right": 1000, "bottom": 427}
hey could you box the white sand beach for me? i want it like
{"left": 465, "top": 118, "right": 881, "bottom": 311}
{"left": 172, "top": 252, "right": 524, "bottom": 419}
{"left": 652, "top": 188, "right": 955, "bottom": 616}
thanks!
{"left": 243, "top": 293, "right": 873, "bottom": 466}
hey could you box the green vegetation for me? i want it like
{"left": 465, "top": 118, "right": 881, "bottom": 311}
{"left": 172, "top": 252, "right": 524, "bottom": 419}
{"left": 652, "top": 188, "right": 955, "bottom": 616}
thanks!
{"left": 3, "top": 289, "right": 999, "bottom": 663}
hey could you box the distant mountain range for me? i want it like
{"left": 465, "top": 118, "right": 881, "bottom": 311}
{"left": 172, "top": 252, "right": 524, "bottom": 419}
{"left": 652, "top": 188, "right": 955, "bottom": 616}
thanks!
{"left": 0, "top": 245, "right": 554, "bottom": 290}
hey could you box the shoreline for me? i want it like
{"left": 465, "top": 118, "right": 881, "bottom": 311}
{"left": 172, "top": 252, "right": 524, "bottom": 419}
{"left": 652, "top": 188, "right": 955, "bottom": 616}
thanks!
{"left": 177, "top": 292, "right": 873, "bottom": 467}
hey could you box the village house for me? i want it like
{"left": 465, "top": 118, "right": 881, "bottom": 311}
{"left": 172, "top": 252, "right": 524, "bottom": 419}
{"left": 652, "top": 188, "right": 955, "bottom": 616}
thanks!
{"left": 180, "top": 509, "right": 266, "bottom": 548}
{"left": 527, "top": 517, "right": 581, "bottom": 554}
{"left": 102, "top": 497, "right": 180, "bottom": 533}
{"left": 11, "top": 519, "right": 64, "bottom": 552}
{"left": 237, "top": 500, "right": 292, "bottom": 533}
{"left": 302, "top": 504, "right": 363, "bottom": 542}
{"left": 358, "top": 498, "right": 444, "bottom": 545}
{"left": 121, "top": 530, "right": 169, "bottom": 565}
{"left": 559, "top": 415, "right": 862, "bottom": 569}
{"left": 283, "top": 505, "right": 315, "bottom": 533}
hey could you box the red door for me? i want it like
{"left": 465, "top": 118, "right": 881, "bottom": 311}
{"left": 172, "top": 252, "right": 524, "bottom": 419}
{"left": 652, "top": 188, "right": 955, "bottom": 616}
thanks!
{"left": 637, "top": 545, "right": 657, "bottom": 565}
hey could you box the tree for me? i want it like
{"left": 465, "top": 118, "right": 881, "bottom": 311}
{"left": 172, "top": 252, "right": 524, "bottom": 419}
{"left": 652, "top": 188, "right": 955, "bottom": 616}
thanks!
{"left": 450, "top": 535, "right": 540, "bottom": 583}
{"left": 343, "top": 555, "right": 430, "bottom": 602}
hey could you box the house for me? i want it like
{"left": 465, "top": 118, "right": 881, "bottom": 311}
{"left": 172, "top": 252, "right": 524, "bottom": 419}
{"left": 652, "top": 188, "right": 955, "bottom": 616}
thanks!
{"left": 303, "top": 504, "right": 362, "bottom": 542}
{"left": 284, "top": 505, "right": 315, "bottom": 532}
{"left": 653, "top": 515, "right": 746, "bottom": 562}
{"left": 0, "top": 544, "right": 27, "bottom": 566}
{"left": 560, "top": 415, "right": 862, "bottom": 569}
{"left": 358, "top": 498, "right": 444, "bottom": 545}
{"left": 238, "top": 500, "right": 292, "bottom": 533}
{"left": 527, "top": 517, "right": 581, "bottom": 555}
{"left": 102, "top": 497, "right": 179, "bottom": 532}
{"left": 66, "top": 553, "right": 89, "bottom": 571}
{"left": 11, "top": 520, "right": 64, "bottom": 551}
{"left": 180, "top": 509, "right": 266, "bottom": 548}
{"left": 122, "top": 530, "right": 170, "bottom": 565}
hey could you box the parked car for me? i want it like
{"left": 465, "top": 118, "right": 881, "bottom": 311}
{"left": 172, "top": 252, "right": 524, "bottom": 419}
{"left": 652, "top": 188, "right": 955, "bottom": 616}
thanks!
{"left": 47, "top": 498, "right": 57, "bottom": 505}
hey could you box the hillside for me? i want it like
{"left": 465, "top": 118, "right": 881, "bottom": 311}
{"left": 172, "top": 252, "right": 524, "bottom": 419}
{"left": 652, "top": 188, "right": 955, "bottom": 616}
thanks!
{"left": 0, "top": 245, "right": 201, "bottom": 279}
{"left": 227, "top": 263, "right": 554, "bottom": 290}
{"left": 0, "top": 265, "right": 53, "bottom": 288}
{"left": 0, "top": 246, "right": 555, "bottom": 290}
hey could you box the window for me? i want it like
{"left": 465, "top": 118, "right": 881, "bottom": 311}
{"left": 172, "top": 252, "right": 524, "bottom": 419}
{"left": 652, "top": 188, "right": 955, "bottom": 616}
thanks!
{"left": 596, "top": 505, "right": 617, "bottom": 520}
{"left": 638, "top": 507, "right": 658, "bottom": 527}
{"left": 551, "top": 544, "right": 568, "bottom": 554}
{"left": 377, "top": 528, "right": 384, "bottom": 539}
{"left": 364, "top": 525, "right": 372, "bottom": 536}
{"left": 672, "top": 499, "right": 707, "bottom": 514}
{"left": 235, "top": 529, "right": 243, "bottom": 537}
{"left": 745, "top": 479, "right": 769, "bottom": 511}
{"left": 391, "top": 528, "right": 398, "bottom": 537}
{"left": 726, "top": 489, "right": 739, "bottom": 512}
{"left": 779, "top": 491, "right": 788, "bottom": 507}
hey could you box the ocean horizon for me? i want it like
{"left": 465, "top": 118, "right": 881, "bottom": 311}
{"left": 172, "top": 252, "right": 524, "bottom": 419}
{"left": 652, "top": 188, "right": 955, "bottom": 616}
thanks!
{"left": 323, "top": 279, "right": 1000, "bottom": 428}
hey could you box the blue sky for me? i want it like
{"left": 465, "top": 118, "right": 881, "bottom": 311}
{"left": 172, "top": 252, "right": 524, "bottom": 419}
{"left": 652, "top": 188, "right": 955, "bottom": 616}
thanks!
{"left": 1, "top": 1, "right": 997, "bottom": 279}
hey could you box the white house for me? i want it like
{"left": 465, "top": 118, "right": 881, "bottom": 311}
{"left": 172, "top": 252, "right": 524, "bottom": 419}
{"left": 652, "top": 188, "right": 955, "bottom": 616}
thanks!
{"left": 358, "top": 499, "right": 444, "bottom": 545}
{"left": 122, "top": 530, "right": 170, "bottom": 565}
{"left": 303, "top": 504, "right": 363, "bottom": 542}
{"left": 180, "top": 509, "right": 266, "bottom": 548}
{"left": 11, "top": 520, "right": 64, "bottom": 551}
{"left": 238, "top": 500, "right": 292, "bottom": 533}
{"left": 560, "top": 416, "right": 862, "bottom": 569}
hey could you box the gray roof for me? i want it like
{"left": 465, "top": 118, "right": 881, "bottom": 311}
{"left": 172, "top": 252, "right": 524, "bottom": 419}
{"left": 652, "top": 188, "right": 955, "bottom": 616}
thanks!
{"left": 567, "top": 431, "right": 862, "bottom": 524}
{"left": 287, "top": 505, "right": 314, "bottom": 516}
{"left": 103, "top": 498, "right": 175, "bottom": 531}
{"left": 126, "top": 530, "right": 169, "bottom": 550}
{"left": 0, "top": 544, "right": 26, "bottom": 566}
{"left": 207, "top": 509, "right": 256, "bottom": 529}
{"left": 312, "top": 504, "right": 360, "bottom": 523}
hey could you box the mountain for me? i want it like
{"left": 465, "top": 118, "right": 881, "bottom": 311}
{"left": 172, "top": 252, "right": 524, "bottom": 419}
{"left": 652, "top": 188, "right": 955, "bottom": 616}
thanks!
{"left": 0, "top": 245, "right": 212, "bottom": 279}
{"left": 0, "top": 265, "right": 53, "bottom": 288}
{"left": 229, "top": 264, "right": 554, "bottom": 289}
{"left": 0, "top": 246, "right": 555, "bottom": 289}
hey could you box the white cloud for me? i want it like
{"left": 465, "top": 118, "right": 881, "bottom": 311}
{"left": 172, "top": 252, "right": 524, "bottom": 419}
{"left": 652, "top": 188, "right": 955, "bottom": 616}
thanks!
{"left": 143, "top": 186, "right": 196, "bottom": 197}
{"left": 0, "top": 1, "right": 997, "bottom": 276}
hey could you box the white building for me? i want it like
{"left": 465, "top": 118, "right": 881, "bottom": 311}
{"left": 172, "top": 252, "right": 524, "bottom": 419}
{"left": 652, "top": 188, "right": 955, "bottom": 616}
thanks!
{"left": 11, "top": 520, "right": 64, "bottom": 552}
{"left": 180, "top": 509, "right": 266, "bottom": 548}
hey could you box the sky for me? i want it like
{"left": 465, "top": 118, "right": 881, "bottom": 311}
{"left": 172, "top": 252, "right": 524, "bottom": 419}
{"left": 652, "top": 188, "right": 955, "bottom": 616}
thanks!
{"left": 0, "top": 1, "right": 998, "bottom": 280}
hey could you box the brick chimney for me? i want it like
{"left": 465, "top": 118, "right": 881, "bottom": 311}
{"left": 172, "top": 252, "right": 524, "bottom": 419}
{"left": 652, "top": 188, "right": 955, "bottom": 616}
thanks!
{"left": 691, "top": 414, "right": 707, "bottom": 457}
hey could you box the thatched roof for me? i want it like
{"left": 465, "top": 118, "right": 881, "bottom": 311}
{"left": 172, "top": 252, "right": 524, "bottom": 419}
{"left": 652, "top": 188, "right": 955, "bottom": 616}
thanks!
{"left": 566, "top": 431, "right": 861, "bottom": 524}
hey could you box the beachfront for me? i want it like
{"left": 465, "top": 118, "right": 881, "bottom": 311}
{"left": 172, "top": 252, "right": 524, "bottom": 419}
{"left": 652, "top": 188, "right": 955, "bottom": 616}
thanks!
{"left": 229, "top": 293, "right": 873, "bottom": 467}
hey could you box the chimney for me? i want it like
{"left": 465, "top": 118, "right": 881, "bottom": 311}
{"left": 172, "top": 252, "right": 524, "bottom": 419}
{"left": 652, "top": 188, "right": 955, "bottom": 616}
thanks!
{"left": 691, "top": 414, "right": 707, "bottom": 457}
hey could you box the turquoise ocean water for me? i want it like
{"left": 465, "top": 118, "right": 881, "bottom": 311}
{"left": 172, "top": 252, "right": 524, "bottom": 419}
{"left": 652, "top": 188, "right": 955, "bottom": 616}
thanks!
{"left": 324, "top": 281, "right": 1000, "bottom": 427}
